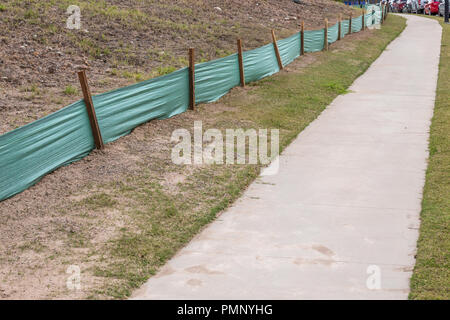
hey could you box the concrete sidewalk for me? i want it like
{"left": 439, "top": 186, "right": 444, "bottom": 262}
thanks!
{"left": 132, "top": 15, "right": 442, "bottom": 300}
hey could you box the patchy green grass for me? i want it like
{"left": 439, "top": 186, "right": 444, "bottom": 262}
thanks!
{"left": 20, "top": 84, "right": 42, "bottom": 101}
{"left": 156, "top": 65, "right": 177, "bottom": 76}
{"left": 23, "top": 8, "right": 39, "bottom": 20}
{"left": 63, "top": 85, "right": 78, "bottom": 96}
{"left": 81, "top": 16, "right": 406, "bottom": 299}
{"left": 80, "top": 193, "right": 118, "bottom": 210}
{"left": 409, "top": 16, "right": 450, "bottom": 300}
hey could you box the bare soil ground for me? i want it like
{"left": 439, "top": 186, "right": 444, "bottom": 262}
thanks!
{"left": 0, "top": 0, "right": 354, "bottom": 133}
{"left": 0, "top": 0, "right": 376, "bottom": 300}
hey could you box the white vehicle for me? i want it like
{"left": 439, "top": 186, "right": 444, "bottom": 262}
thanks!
{"left": 408, "top": 0, "right": 426, "bottom": 13}
{"left": 405, "top": 0, "right": 415, "bottom": 13}
{"left": 408, "top": 0, "right": 419, "bottom": 13}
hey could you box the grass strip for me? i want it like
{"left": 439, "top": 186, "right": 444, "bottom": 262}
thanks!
{"left": 409, "top": 16, "right": 450, "bottom": 300}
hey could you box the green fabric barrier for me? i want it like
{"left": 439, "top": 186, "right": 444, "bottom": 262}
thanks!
{"left": 0, "top": 100, "right": 94, "bottom": 201}
{"left": 341, "top": 19, "right": 350, "bottom": 37}
{"left": 328, "top": 22, "right": 340, "bottom": 44}
{"left": 243, "top": 43, "right": 280, "bottom": 83}
{"left": 369, "top": 10, "right": 380, "bottom": 26}
{"left": 195, "top": 54, "right": 241, "bottom": 104}
{"left": 352, "top": 16, "right": 363, "bottom": 33}
{"left": 0, "top": 13, "right": 382, "bottom": 202}
{"left": 375, "top": 8, "right": 382, "bottom": 24}
{"left": 304, "top": 29, "right": 325, "bottom": 52}
{"left": 277, "top": 32, "right": 301, "bottom": 67}
{"left": 94, "top": 68, "right": 189, "bottom": 144}
{"left": 365, "top": 13, "right": 373, "bottom": 27}
{"left": 366, "top": 5, "right": 381, "bottom": 26}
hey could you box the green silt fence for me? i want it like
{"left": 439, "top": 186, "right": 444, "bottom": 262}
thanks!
{"left": 0, "top": 101, "right": 94, "bottom": 201}
{"left": 341, "top": 19, "right": 350, "bottom": 38}
{"left": 243, "top": 43, "right": 280, "bottom": 83}
{"left": 328, "top": 22, "right": 340, "bottom": 44}
{"left": 94, "top": 68, "right": 190, "bottom": 144}
{"left": 304, "top": 29, "right": 325, "bottom": 52}
{"left": 0, "top": 8, "right": 382, "bottom": 202}
{"left": 352, "top": 15, "right": 363, "bottom": 33}
{"left": 278, "top": 32, "right": 301, "bottom": 67}
{"left": 195, "top": 54, "right": 241, "bottom": 104}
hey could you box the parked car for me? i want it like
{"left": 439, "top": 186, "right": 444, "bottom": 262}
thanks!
{"left": 416, "top": 0, "right": 427, "bottom": 13}
{"left": 388, "top": 0, "right": 397, "bottom": 12}
{"left": 404, "top": 0, "right": 413, "bottom": 12}
{"left": 393, "top": 0, "right": 408, "bottom": 12}
{"left": 439, "top": 0, "right": 448, "bottom": 16}
{"left": 409, "top": 0, "right": 423, "bottom": 13}
{"left": 424, "top": 0, "right": 441, "bottom": 14}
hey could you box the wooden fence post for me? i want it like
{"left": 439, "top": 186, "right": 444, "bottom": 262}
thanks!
{"left": 189, "top": 48, "right": 195, "bottom": 110}
{"left": 338, "top": 14, "right": 342, "bottom": 41}
{"left": 362, "top": 9, "right": 365, "bottom": 30}
{"left": 381, "top": 5, "right": 384, "bottom": 24}
{"left": 271, "top": 29, "right": 283, "bottom": 70}
{"left": 77, "top": 70, "right": 104, "bottom": 150}
{"left": 349, "top": 13, "right": 352, "bottom": 34}
{"left": 324, "top": 19, "right": 328, "bottom": 51}
{"left": 301, "top": 21, "right": 305, "bottom": 56}
{"left": 237, "top": 39, "right": 245, "bottom": 87}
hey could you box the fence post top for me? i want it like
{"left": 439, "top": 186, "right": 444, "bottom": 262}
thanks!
{"left": 77, "top": 69, "right": 89, "bottom": 76}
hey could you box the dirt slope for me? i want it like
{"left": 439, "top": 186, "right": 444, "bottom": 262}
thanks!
{"left": 0, "top": 0, "right": 354, "bottom": 133}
